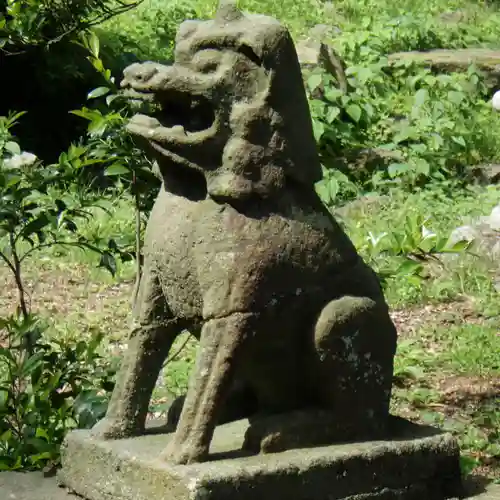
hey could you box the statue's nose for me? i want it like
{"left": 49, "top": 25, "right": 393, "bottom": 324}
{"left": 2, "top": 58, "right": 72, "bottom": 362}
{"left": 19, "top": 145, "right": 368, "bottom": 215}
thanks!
{"left": 121, "top": 63, "right": 159, "bottom": 88}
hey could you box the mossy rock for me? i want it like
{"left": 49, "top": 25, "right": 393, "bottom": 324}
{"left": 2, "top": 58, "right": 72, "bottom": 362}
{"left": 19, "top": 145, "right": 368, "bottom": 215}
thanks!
{"left": 388, "top": 48, "right": 500, "bottom": 88}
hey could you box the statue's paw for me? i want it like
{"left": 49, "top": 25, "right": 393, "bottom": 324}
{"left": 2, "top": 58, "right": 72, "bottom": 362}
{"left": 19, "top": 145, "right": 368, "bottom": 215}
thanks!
{"left": 90, "top": 417, "right": 136, "bottom": 440}
{"left": 160, "top": 441, "right": 209, "bottom": 465}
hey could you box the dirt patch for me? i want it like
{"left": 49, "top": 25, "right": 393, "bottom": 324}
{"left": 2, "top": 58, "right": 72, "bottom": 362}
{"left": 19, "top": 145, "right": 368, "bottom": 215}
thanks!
{"left": 390, "top": 297, "right": 486, "bottom": 337}
{"left": 439, "top": 376, "right": 500, "bottom": 408}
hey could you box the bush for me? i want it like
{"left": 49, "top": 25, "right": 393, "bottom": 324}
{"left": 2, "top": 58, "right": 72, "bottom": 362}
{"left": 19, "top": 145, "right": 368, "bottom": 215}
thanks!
{"left": 0, "top": 314, "right": 117, "bottom": 471}
{"left": 0, "top": 110, "right": 133, "bottom": 470}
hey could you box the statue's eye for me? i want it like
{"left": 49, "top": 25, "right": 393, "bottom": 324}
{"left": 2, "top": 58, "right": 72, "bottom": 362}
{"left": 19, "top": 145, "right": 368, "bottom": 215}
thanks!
{"left": 192, "top": 49, "right": 221, "bottom": 73}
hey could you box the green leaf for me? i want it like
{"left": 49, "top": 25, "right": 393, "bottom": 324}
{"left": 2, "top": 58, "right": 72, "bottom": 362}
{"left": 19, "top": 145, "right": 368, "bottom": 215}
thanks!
{"left": 315, "top": 181, "right": 331, "bottom": 205}
{"left": 388, "top": 163, "right": 409, "bottom": 178}
{"left": 26, "top": 437, "right": 52, "bottom": 453}
{"left": 0, "top": 430, "right": 12, "bottom": 443}
{"left": 324, "top": 88, "right": 343, "bottom": 102}
{"left": 396, "top": 259, "right": 423, "bottom": 276}
{"left": 87, "top": 118, "right": 107, "bottom": 137}
{"left": 4, "top": 141, "right": 20, "bottom": 155}
{"left": 105, "top": 164, "right": 129, "bottom": 176}
{"left": 444, "top": 239, "right": 471, "bottom": 253}
{"left": 414, "top": 88, "right": 428, "bottom": 107}
{"left": 328, "top": 178, "right": 339, "bottom": 202}
{"left": 312, "top": 120, "right": 325, "bottom": 142}
{"left": 451, "top": 136, "right": 466, "bottom": 147}
{"left": 413, "top": 158, "right": 430, "bottom": 176}
{"left": 70, "top": 109, "right": 101, "bottom": 122}
{"left": 346, "top": 104, "right": 362, "bottom": 123}
{"left": 326, "top": 107, "right": 340, "bottom": 124}
{"left": 18, "top": 351, "right": 45, "bottom": 378}
{"left": 89, "top": 31, "right": 100, "bottom": 58}
{"left": 0, "top": 346, "right": 15, "bottom": 363}
{"left": 307, "top": 73, "right": 322, "bottom": 92}
{"left": 87, "top": 87, "right": 110, "bottom": 100}
{"left": 21, "top": 215, "right": 51, "bottom": 238}
{"left": 5, "top": 174, "right": 22, "bottom": 188}
{"left": 106, "top": 94, "right": 120, "bottom": 106}
{"left": 447, "top": 91, "right": 465, "bottom": 105}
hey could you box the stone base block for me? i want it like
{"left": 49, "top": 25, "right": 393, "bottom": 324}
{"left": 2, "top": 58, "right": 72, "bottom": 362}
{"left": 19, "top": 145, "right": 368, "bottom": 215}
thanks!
{"left": 58, "top": 416, "right": 463, "bottom": 500}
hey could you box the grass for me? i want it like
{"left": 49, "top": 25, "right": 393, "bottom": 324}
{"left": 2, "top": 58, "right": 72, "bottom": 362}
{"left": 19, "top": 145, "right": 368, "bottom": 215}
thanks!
{"left": 1, "top": 0, "right": 500, "bottom": 486}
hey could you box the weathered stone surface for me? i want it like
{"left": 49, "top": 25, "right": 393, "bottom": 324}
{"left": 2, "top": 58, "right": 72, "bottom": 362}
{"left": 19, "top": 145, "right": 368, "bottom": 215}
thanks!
{"left": 75, "top": 0, "right": 399, "bottom": 468}
{"left": 0, "top": 471, "right": 77, "bottom": 499}
{"left": 5, "top": 471, "right": 500, "bottom": 500}
{"left": 448, "top": 203, "right": 500, "bottom": 263}
{"left": 296, "top": 24, "right": 348, "bottom": 92}
{"left": 470, "top": 163, "right": 500, "bottom": 185}
{"left": 59, "top": 417, "right": 463, "bottom": 500}
{"left": 388, "top": 49, "right": 500, "bottom": 88}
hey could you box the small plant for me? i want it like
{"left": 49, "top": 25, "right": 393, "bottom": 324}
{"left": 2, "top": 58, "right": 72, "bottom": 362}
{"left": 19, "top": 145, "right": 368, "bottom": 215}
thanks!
{"left": 0, "top": 314, "right": 117, "bottom": 471}
{"left": 357, "top": 211, "right": 472, "bottom": 288}
{"left": 71, "top": 30, "right": 160, "bottom": 298}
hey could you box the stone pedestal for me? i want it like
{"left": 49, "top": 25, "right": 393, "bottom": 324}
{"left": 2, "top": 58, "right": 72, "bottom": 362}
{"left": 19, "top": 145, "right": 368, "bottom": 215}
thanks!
{"left": 58, "top": 416, "right": 463, "bottom": 500}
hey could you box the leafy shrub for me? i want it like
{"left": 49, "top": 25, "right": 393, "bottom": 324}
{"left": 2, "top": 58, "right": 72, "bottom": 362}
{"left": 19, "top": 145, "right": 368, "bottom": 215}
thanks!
{"left": 310, "top": 47, "right": 500, "bottom": 206}
{"left": 0, "top": 111, "right": 131, "bottom": 470}
{"left": 0, "top": 314, "right": 117, "bottom": 471}
{"left": 100, "top": 0, "right": 204, "bottom": 62}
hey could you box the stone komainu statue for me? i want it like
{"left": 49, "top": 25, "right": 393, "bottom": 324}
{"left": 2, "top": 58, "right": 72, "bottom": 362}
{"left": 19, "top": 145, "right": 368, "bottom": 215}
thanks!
{"left": 91, "top": 1, "right": 398, "bottom": 465}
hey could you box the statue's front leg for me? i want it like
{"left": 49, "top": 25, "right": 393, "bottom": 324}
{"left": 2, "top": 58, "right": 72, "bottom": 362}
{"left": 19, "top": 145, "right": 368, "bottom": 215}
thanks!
{"left": 161, "top": 312, "right": 257, "bottom": 465}
{"left": 91, "top": 269, "right": 181, "bottom": 439}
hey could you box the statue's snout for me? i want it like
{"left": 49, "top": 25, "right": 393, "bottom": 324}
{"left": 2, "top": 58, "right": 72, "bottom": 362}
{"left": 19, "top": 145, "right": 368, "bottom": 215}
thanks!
{"left": 121, "top": 62, "right": 160, "bottom": 89}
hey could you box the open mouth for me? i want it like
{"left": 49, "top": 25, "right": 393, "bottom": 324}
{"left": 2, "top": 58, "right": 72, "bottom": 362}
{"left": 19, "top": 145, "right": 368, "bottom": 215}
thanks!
{"left": 123, "top": 87, "right": 215, "bottom": 136}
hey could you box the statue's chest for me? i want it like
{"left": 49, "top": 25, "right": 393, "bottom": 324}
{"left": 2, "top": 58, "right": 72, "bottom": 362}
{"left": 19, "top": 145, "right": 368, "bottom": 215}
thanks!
{"left": 142, "top": 190, "right": 338, "bottom": 319}
{"left": 146, "top": 191, "right": 279, "bottom": 257}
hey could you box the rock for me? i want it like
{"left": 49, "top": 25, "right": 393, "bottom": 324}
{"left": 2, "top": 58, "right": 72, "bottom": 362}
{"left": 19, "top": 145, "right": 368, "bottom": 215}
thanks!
{"left": 492, "top": 90, "right": 500, "bottom": 111}
{"left": 296, "top": 24, "right": 334, "bottom": 67}
{"left": 388, "top": 49, "right": 500, "bottom": 88}
{"left": 296, "top": 24, "right": 348, "bottom": 92}
{"left": 296, "top": 24, "right": 343, "bottom": 65}
{"left": 489, "top": 204, "right": 500, "bottom": 230}
{"left": 469, "top": 163, "right": 500, "bottom": 185}
{"left": 6, "top": 467, "right": 500, "bottom": 500}
{"left": 0, "top": 471, "right": 77, "bottom": 499}
{"left": 448, "top": 203, "right": 500, "bottom": 262}
{"left": 437, "top": 10, "right": 469, "bottom": 24}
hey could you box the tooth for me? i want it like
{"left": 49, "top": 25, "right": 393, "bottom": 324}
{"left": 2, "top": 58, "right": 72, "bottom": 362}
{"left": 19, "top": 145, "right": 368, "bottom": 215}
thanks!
{"left": 171, "top": 125, "right": 186, "bottom": 135}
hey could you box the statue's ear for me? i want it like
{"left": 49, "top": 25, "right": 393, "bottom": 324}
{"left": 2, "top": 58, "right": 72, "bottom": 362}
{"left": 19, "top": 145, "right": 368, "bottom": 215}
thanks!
{"left": 262, "top": 32, "right": 323, "bottom": 188}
